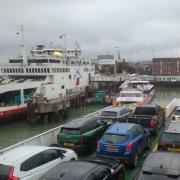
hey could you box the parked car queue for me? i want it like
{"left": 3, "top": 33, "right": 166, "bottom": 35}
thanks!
{"left": 1, "top": 105, "right": 180, "bottom": 180}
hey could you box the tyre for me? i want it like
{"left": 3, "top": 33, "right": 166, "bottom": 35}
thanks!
{"left": 146, "top": 138, "right": 150, "bottom": 150}
{"left": 131, "top": 152, "right": 139, "bottom": 168}
{"left": 117, "top": 171, "right": 125, "bottom": 180}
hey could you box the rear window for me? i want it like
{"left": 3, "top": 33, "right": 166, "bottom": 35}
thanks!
{"left": 174, "top": 110, "right": 180, "bottom": 116}
{"left": 0, "top": 164, "right": 13, "bottom": 180}
{"left": 136, "top": 171, "right": 180, "bottom": 180}
{"left": 134, "top": 107, "right": 156, "bottom": 116}
{"left": 160, "top": 132, "right": 180, "bottom": 143}
{"left": 102, "top": 134, "right": 128, "bottom": 144}
{"left": 61, "top": 128, "right": 80, "bottom": 135}
{"left": 101, "top": 111, "right": 117, "bottom": 117}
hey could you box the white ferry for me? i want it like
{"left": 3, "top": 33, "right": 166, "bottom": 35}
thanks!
{"left": 114, "top": 80, "right": 155, "bottom": 108}
{"left": 0, "top": 45, "right": 95, "bottom": 122}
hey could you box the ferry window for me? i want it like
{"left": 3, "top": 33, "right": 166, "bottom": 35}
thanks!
{"left": 69, "top": 75, "right": 71, "bottom": 79}
{"left": 21, "top": 68, "right": 24, "bottom": 73}
{"left": 35, "top": 68, "right": 38, "bottom": 73}
{"left": 41, "top": 68, "right": 44, "bottom": 73}
{"left": 32, "top": 68, "right": 35, "bottom": 73}
{"left": 26, "top": 69, "right": 28, "bottom": 73}
{"left": 56, "top": 68, "right": 58, "bottom": 73}
{"left": 29, "top": 68, "right": 32, "bottom": 73}
{"left": 3, "top": 68, "right": 5, "bottom": 73}
{"left": 47, "top": 68, "right": 50, "bottom": 73}
{"left": 7, "top": 69, "right": 9, "bottom": 73}
{"left": 44, "top": 68, "right": 47, "bottom": 73}
{"left": 10, "top": 69, "right": 12, "bottom": 73}
{"left": 18, "top": 68, "right": 21, "bottom": 73}
{"left": 61, "top": 85, "right": 64, "bottom": 89}
{"left": 12, "top": 68, "right": 15, "bottom": 73}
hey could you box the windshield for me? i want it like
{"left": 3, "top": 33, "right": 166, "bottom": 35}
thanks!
{"left": 134, "top": 107, "right": 156, "bottom": 116}
{"left": 174, "top": 110, "right": 180, "bottom": 116}
{"left": 102, "top": 134, "right": 128, "bottom": 144}
{"left": 160, "top": 132, "right": 180, "bottom": 143}
{"left": 61, "top": 128, "right": 80, "bottom": 135}
{"left": 120, "top": 93, "right": 142, "bottom": 97}
{"left": 101, "top": 111, "right": 117, "bottom": 117}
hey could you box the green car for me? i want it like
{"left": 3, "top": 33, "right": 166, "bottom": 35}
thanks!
{"left": 57, "top": 116, "right": 109, "bottom": 154}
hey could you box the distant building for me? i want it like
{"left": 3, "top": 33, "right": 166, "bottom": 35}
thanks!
{"left": 152, "top": 58, "right": 180, "bottom": 75}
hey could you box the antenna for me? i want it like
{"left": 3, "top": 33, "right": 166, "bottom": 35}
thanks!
{"left": 150, "top": 46, "right": 155, "bottom": 58}
{"left": 17, "top": 24, "right": 27, "bottom": 65}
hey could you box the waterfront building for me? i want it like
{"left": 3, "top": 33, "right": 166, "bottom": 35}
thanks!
{"left": 152, "top": 58, "right": 180, "bottom": 76}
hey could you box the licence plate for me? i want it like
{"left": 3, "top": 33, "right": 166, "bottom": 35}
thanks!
{"left": 106, "top": 146, "right": 118, "bottom": 151}
{"left": 64, "top": 142, "right": 74, "bottom": 147}
{"left": 168, "top": 147, "right": 180, "bottom": 152}
{"left": 105, "top": 119, "right": 113, "bottom": 124}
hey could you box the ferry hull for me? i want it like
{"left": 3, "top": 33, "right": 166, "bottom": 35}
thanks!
{"left": 0, "top": 105, "right": 27, "bottom": 123}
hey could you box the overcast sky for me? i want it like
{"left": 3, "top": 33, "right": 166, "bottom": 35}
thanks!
{"left": 0, "top": 0, "right": 180, "bottom": 62}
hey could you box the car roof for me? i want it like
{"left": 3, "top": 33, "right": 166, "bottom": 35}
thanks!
{"left": 0, "top": 145, "right": 57, "bottom": 164}
{"left": 136, "top": 104, "right": 157, "bottom": 108}
{"left": 165, "top": 122, "right": 180, "bottom": 133}
{"left": 102, "top": 106, "right": 128, "bottom": 112}
{"left": 142, "top": 152, "right": 180, "bottom": 177}
{"left": 105, "top": 122, "right": 135, "bottom": 134}
{"left": 62, "top": 117, "right": 98, "bottom": 129}
{"left": 40, "top": 161, "right": 100, "bottom": 180}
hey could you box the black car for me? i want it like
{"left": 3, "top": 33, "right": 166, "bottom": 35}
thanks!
{"left": 134, "top": 152, "right": 180, "bottom": 180}
{"left": 39, "top": 157, "right": 125, "bottom": 180}
{"left": 158, "top": 121, "right": 180, "bottom": 152}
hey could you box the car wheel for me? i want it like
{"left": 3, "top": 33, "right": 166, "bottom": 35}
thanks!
{"left": 146, "top": 139, "right": 150, "bottom": 150}
{"left": 131, "top": 152, "right": 139, "bottom": 168}
{"left": 117, "top": 171, "right": 125, "bottom": 180}
{"left": 154, "top": 127, "right": 158, "bottom": 136}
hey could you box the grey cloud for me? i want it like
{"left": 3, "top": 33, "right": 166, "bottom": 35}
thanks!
{"left": 0, "top": 0, "right": 180, "bottom": 62}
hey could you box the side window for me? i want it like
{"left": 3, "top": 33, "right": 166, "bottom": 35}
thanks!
{"left": 20, "top": 152, "right": 47, "bottom": 171}
{"left": 131, "top": 126, "right": 141, "bottom": 137}
{"left": 136, "top": 125, "right": 145, "bottom": 134}
{"left": 85, "top": 167, "right": 109, "bottom": 180}
{"left": 43, "top": 149, "right": 64, "bottom": 163}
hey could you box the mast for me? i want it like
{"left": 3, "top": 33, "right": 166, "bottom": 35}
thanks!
{"left": 19, "top": 25, "right": 27, "bottom": 65}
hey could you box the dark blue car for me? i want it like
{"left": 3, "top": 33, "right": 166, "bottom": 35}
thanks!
{"left": 96, "top": 122, "right": 150, "bottom": 167}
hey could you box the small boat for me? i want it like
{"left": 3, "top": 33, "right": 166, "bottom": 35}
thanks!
{"left": 113, "top": 80, "right": 155, "bottom": 109}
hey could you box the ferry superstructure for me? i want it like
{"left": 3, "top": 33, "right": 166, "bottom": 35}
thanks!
{"left": 0, "top": 45, "right": 95, "bottom": 122}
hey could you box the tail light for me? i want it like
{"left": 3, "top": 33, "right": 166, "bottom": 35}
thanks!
{"left": 172, "top": 116, "right": 175, "bottom": 121}
{"left": 126, "top": 143, "right": 133, "bottom": 152}
{"left": 97, "top": 141, "right": 100, "bottom": 148}
{"left": 9, "top": 167, "right": 19, "bottom": 180}
{"left": 150, "top": 119, "right": 156, "bottom": 127}
{"left": 80, "top": 135, "right": 84, "bottom": 143}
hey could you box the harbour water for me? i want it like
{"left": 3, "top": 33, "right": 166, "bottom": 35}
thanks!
{"left": 0, "top": 86, "right": 180, "bottom": 150}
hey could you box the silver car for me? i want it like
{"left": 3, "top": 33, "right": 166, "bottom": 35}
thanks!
{"left": 0, "top": 145, "right": 77, "bottom": 180}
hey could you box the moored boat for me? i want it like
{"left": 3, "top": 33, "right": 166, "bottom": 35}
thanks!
{"left": 0, "top": 44, "right": 95, "bottom": 123}
{"left": 113, "top": 80, "right": 155, "bottom": 109}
